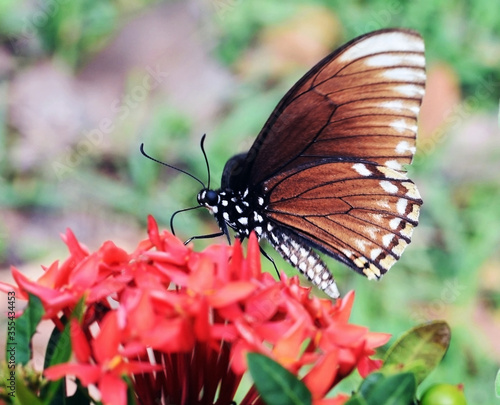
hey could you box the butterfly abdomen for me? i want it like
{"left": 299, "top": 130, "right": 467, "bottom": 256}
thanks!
{"left": 266, "top": 226, "right": 340, "bottom": 298}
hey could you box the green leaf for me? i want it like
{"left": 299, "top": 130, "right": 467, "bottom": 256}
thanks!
{"left": 65, "top": 380, "right": 92, "bottom": 405}
{"left": 15, "top": 371, "right": 44, "bottom": 405}
{"left": 124, "top": 375, "right": 138, "bottom": 405}
{"left": 44, "top": 318, "right": 72, "bottom": 369}
{"left": 43, "top": 299, "right": 87, "bottom": 403}
{"left": 345, "top": 394, "right": 369, "bottom": 405}
{"left": 247, "top": 352, "right": 312, "bottom": 405}
{"left": 358, "top": 372, "right": 385, "bottom": 397}
{"left": 495, "top": 369, "right": 500, "bottom": 398}
{"left": 364, "top": 372, "right": 416, "bottom": 405}
{"left": 382, "top": 321, "right": 451, "bottom": 385}
{"left": 45, "top": 297, "right": 85, "bottom": 369}
{"left": 10, "top": 294, "right": 45, "bottom": 365}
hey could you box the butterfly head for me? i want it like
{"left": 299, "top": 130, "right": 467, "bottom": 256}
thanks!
{"left": 197, "top": 189, "right": 220, "bottom": 213}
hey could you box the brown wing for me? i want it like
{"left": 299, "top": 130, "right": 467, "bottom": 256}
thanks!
{"left": 226, "top": 29, "right": 425, "bottom": 191}
{"left": 263, "top": 160, "right": 422, "bottom": 278}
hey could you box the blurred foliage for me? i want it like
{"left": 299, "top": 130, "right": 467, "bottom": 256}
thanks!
{"left": 1, "top": 0, "right": 500, "bottom": 403}
{"left": 0, "top": 0, "right": 161, "bottom": 68}
{"left": 214, "top": 0, "right": 500, "bottom": 108}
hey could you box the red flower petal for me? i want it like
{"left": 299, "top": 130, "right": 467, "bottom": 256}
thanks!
{"left": 70, "top": 319, "right": 91, "bottom": 363}
{"left": 143, "top": 317, "right": 195, "bottom": 352}
{"left": 44, "top": 363, "right": 100, "bottom": 386}
{"left": 147, "top": 215, "right": 163, "bottom": 250}
{"left": 188, "top": 257, "right": 215, "bottom": 293}
{"left": 313, "top": 393, "right": 350, "bottom": 405}
{"left": 357, "top": 356, "right": 383, "bottom": 378}
{"left": 303, "top": 350, "right": 339, "bottom": 398}
{"left": 246, "top": 231, "right": 261, "bottom": 279}
{"left": 331, "top": 290, "right": 355, "bottom": 324}
{"left": 99, "top": 373, "right": 128, "bottom": 405}
{"left": 61, "top": 228, "right": 89, "bottom": 261}
{"left": 100, "top": 241, "right": 129, "bottom": 265}
{"left": 209, "top": 281, "right": 256, "bottom": 307}
{"left": 93, "top": 311, "right": 121, "bottom": 363}
{"left": 11, "top": 267, "right": 76, "bottom": 311}
{"left": 243, "top": 284, "right": 280, "bottom": 322}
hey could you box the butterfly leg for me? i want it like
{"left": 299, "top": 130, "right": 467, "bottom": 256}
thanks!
{"left": 184, "top": 231, "right": 226, "bottom": 245}
{"left": 266, "top": 228, "right": 340, "bottom": 299}
{"left": 259, "top": 246, "right": 280, "bottom": 279}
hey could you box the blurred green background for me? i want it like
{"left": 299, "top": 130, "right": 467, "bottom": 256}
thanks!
{"left": 0, "top": 0, "right": 499, "bottom": 403}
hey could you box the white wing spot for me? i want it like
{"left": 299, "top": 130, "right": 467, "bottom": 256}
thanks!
{"left": 238, "top": 217, "right": 248, "bottom": 225}
{"left": 380, "top": 180, "right": 399, "bottom": 194}
{"left": 380, "top": 100, "right": 404, "bottom": 110}
{"left": 402, "top": 182, "right": 421, "bottom": 199}
{"left": 382, "top": 233, "right": 395, "bottom": 247}
{"left": 370, "top": 248, "right": 382, "bottom": 260}
{"left": 390, "top": 119, "right": 409, "bottom": 133}
{"left": 389, "top": 217, "right": 402, "bottom": 230}
{"left": 352, "top": 163, "right": 372, "bottom": 176}
{"left": 397, "top": 198, "right": 408, "bottom": 215}
{"left": 401, "top": 224, "right": 414, "bottom": 238}
{"left": 380, "top": 99, "right": 420, "bottom": 115}
{"left": 365, "top": 53, "right": 425, "bottom": 68}
{"left": 362, "top": 262, "right": 380, "bottom": 279}
{"left": 366, "top": 227, "right": 379, "bottom": 239}
{"left": 380, "top": 255, "right": 397, "bottom": 270}
{"left": 392, "top": 239, "right": 408, "bottom": 256}
{"left": 377, "top": 199, "right": 391, "bottom": 209}
{"left": 342, "top": 249, "right": 353, "bottom": 258}
{"left": 383, "top": 67, "right": 426, "bottom": 82}
{"left": 385, "top": 160, "right": 402, "bottom": 170}
{"left": 396, "top": 140, "right": 417, "bottom": 154}
{"left": 408, "top": 204, "right": 420, "bottom": 222}
{"left": 338, "top": 31, "right": 424, "bottom": 63}
{"left": 378, "top": 166, "right": 407, "bottom": 180}
{"left": 355, "top": 239, "right": 368, "bottom": 252}
{"left": 396, "top": 84, "right": 425, "bottom": 97}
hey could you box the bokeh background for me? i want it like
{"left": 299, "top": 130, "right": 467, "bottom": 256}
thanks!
{"left": 1, "top": 0, "right": 499, "bottom": 403}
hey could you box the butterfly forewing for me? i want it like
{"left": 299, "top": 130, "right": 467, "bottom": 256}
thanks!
{"left": 227, "top": 29, "right": 425, "bottom": 189}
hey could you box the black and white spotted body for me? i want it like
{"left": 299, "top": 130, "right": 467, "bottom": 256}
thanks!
{"left": 197, "top": 187, "right": 341, "bottom": 298}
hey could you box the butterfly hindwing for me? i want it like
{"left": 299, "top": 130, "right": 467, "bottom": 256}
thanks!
{"left": 263, "top": 160, "right": 422, "bottom": 279}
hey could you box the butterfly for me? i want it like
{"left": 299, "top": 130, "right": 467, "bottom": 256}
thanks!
{"left": 192, "top": 29, "right": 425, "bottom": 298}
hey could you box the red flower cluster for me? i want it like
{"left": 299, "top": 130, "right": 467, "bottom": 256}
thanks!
{"left": 0, "top": 216, "right": 390, "bottom": 405}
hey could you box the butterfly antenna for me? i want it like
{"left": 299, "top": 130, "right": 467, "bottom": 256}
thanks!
{"left": 170, "top": 205, "right": 202, "bottom": 235}
{"left": 140, "top": 143, "right": 206, "bottom": 189}
{"left": 200, "top": 134, "right": 211, "bottom": 190}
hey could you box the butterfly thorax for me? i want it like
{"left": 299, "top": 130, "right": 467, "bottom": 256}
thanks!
{"left": 197, "top": 187, "right": 267, "bottom": 239}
